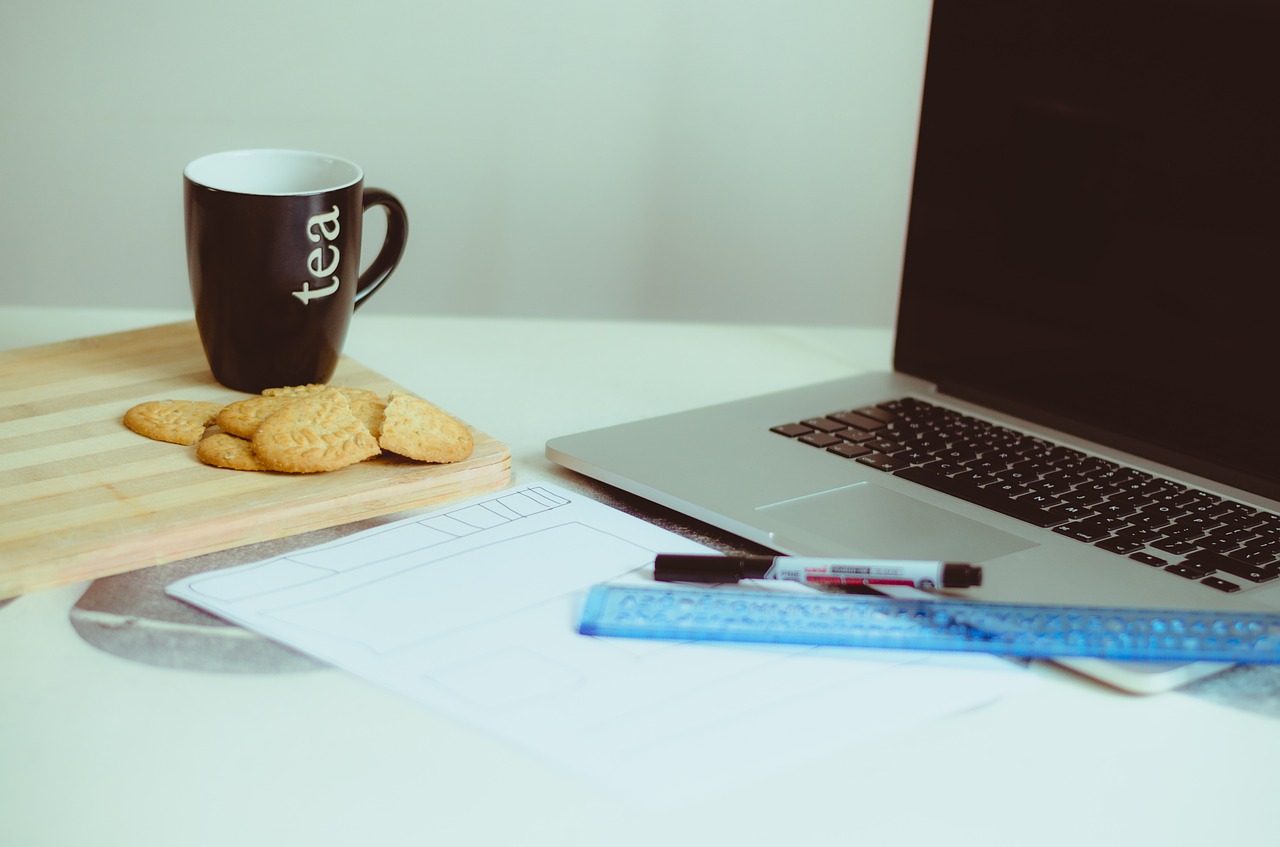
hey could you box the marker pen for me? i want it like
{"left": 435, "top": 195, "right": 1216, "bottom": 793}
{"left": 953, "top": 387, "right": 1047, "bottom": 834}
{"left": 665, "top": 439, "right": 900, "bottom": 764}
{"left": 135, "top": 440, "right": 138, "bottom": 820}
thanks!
{"left": 653, "top": 554, "right": 982, "bottom": 589}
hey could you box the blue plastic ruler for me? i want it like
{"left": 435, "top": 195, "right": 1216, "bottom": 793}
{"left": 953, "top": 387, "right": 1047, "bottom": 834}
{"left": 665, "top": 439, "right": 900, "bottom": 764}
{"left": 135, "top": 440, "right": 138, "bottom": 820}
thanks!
{"left": 578, "top": 584, "right": 1280, "bottom": 664}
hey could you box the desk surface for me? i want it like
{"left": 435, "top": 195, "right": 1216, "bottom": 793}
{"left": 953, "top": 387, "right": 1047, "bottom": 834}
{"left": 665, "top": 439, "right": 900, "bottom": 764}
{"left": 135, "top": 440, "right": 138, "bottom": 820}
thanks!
{"left": 3, "top": 306, "right": 1278, "bottom": 847}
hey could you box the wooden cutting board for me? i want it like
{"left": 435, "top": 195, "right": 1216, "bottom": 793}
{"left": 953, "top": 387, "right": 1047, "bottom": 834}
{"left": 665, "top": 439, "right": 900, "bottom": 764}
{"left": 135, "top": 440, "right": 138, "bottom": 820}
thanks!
{"left": 0, "top": 321, "right": 511, "bottom": 599}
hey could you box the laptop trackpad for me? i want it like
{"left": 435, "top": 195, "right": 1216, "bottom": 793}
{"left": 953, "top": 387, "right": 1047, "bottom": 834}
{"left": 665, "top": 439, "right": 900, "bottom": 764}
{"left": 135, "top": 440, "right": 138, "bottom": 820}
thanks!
{"left": 757, "top": 483, "right": 1037, "bottom": 563}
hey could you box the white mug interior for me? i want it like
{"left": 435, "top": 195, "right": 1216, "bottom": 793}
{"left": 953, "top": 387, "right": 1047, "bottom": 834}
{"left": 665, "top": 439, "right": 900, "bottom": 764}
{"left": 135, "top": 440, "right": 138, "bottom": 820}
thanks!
{"left": 184, "top": 149, "right": 363, "bottom": 196}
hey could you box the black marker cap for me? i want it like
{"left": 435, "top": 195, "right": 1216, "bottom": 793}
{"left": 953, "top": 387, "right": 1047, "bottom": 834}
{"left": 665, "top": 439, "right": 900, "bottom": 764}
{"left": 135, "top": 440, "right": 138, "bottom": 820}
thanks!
{"left": 943, "top": 563, "right": 983, "bottom": 588}
{"left": 653, "top": 555, "right": 770, "bottom": 583}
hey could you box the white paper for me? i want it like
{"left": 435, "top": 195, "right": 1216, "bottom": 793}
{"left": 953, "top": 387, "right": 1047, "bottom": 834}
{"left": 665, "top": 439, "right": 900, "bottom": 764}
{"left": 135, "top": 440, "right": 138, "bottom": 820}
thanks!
{"left": 167, "top": 483, "right": 1028, "bottom": 802}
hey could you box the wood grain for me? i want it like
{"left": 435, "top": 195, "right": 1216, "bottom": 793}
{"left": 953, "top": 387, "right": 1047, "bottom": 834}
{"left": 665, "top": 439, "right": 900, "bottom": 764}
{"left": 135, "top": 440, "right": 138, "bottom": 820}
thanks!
{"left": 0, "top": 321, "right": 511, "bottom": 599}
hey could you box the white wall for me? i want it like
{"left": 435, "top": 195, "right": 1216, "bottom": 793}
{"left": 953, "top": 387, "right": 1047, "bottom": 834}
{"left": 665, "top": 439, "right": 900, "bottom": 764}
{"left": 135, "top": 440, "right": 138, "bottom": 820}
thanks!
{"left": 0, "top": 0, "right": 931, "bottom": 327}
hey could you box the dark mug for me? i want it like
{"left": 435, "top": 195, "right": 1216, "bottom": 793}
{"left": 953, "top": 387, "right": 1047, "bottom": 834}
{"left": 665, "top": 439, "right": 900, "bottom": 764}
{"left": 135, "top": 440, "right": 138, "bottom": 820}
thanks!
{"left": 184, "top": 149, "right": 408, "bottom": 393}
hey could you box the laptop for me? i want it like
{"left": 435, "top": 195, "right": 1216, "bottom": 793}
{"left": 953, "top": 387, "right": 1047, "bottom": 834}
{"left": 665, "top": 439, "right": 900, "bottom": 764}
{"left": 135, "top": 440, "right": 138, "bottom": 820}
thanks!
{"left": 547, "top": 0, "right": 1280, "bottom": 692}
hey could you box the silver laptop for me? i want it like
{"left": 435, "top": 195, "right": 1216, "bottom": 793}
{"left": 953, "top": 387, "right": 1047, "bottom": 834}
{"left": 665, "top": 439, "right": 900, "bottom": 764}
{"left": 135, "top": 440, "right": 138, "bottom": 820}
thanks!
{"left": 547, "top": 0, "right": 1280, "bottom": 691}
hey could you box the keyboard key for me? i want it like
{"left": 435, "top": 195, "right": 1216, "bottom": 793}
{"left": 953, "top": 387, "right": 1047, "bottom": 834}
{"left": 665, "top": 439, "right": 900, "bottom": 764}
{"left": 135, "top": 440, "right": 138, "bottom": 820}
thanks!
{"left": 980, "top": 449, "right": 1022, "bottom": 466}
{"left": 1209, "top": 528, "right": 1260, "bottom": 549}
{"left": 1096, "top": 536, "right": 1146, "bottom": 554}
{"left": 1208, "top": 501, "right": 1253, "bottom": 521}
{"left": 1139, "top": 503, "right": 1187, "bottom": 521}
{"left": 771, "top": 423, "right": 812, "bottom": 437}
{"left": 876, "top": 399, "right": 916, "bottom": 414}
{"left": 1129, "top": 552, "right": 1168, "bottom": 567}
{"left": 1090, "top": 515, "right": 1133, "bottom": 531}
{"left": 1184, "top": 497, "right": 1226, "bottom": 516}
{"left": 1161, "top": 524, "right": 1206, "bottom": 541}
{"left": 1054, "top": 521, "right": 1112, "bottom": 542}
{"left": 802, "top": 417, "right": 848, "bottom": 433}
{"left": 1251, "top": 521, "right": 1280, "bottom": 541}
{"left": 829, "top": 411, "right": 886, "bottom": 431}
{"left": 864, "top": 438, "right": 906, "bottom": 454}
{"left": 1201, "top": 536, "right": 1248, "bottom": 554}
{"left": 1166, "top": 563, "right": 1215, "bottom": 580}
{"left": 1130, "top": 513, "right": 1173, "bottom": 530}
{"left": 799, "top": 432, "right": 844, "bottom": 448}
{"left": 856, "top": 454, "right": 915, "bottom": 473}
{"left": 1095, "top": 501, "right": 1139, "bottom": 519}
{"left": 1050, "top": 458, "right": 1095, "bottom": 477}
{"left": 1114, "top": 527, "right": 1164, "bottom": 545}
{"left": 1109, "top": 492, "right": 1155, "bottom": 508}
{"left": 828, "top": 442, "right": 873, "bottom": 459}
{"left": 998, "top": 467, "right": 1040, "bottom": 484}
{"left": 895, "top": 449, "right": 934, "bottom": 464}
{"left": 920, "top": 459, "right": 966, "bottom": 475}
{"left": 852, "top": 406, "right": 895, "bottom": 423}
{"left": 1048, "top": 503, "right": 1096, "bottom": 521}
{"left": 1025, "top": 477, "right": 1075, "bottom": 496}
{"left": 1202, "top": 577, "right": 1242, "bottom": 593}
{"left": 953, "top": 470, "right": 1000, "bottom": 485}
{"left": 912, "top": 436, "right": 951, "bottom": 453}
{"left": 1171, "top": 514, "right": 1224, "bottom": 533}
{"left": 1151, "top": 538, "right": 1199, "bottom": 556}
{"left": 1234, "top": 548, "right": 1280, "bottom": 566}
{"left": 981, "top": 480, "right": 1024, "bottom": 498}
{"left": 1091, "top": 469, "right": 1142, "bottom": 488}
{"left": 1018, "top": 492, "right": 1059, "bottom": 509}
{"left": 1058, "top": 489, "right": 1106, "bottom": 507}
{"left": 965, "top": 458, "right": 1010, "bottom": 475}
{"left": 933, "top": 447, "right": 984, "bottom": 465}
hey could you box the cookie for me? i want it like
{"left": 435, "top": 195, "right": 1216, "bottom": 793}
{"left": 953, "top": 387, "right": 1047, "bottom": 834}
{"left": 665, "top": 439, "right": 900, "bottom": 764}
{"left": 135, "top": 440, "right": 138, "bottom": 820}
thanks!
{"left": 261, "top": 383, "right": 329, "bottom": 397}
{"left": 261, "top": 384, "right": 387, "bottom": 436}
{"left": 196, "top": 430, "right": 268, "bottom": 471}
{"left": 215, "top": 394, "right": 297, "bottom": 439}
{"left": 251, "top": 389, "right": 381, "bottom": 473}
{"left": 123, "top": 400, "right": 222, "bottom": 445}
{"left": 378, "top": 392, "right": 474, "bottom": 463}
{"left": 263, "top": 384, "right": 383, "bottom": 403}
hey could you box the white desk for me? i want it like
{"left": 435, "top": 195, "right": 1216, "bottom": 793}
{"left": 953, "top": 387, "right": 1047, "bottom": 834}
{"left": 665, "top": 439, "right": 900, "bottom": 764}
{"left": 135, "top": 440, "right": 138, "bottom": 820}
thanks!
{"left": 2, "top": 306, "right": 1276, "bottom": 846}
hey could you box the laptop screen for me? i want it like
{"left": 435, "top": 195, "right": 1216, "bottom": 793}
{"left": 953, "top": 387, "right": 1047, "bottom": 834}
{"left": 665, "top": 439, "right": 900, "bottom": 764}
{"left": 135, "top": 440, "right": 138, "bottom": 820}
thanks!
{"left": 894, "top": 0, "right": 1280, "bottom": 499}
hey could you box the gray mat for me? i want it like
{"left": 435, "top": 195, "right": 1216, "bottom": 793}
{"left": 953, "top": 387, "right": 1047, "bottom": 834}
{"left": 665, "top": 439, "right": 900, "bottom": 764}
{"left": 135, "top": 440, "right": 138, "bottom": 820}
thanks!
{"left": 1177, "top": 663, "right": 1280, "bottom": 718}
{"left": 68, "top": 514, "right": 417, "bottom": 674}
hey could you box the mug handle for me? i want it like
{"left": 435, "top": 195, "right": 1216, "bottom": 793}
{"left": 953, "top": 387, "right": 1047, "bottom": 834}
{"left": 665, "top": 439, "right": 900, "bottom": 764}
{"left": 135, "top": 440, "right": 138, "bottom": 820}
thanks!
{"left": 353, "top": 188, "right": 408, "bottom": 309}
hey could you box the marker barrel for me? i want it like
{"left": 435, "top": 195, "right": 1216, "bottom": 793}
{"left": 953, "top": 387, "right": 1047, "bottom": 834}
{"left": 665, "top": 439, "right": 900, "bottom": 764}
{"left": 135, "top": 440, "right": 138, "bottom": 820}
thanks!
{"left": 653, "top": 555, "right": 981, "bottom": 589}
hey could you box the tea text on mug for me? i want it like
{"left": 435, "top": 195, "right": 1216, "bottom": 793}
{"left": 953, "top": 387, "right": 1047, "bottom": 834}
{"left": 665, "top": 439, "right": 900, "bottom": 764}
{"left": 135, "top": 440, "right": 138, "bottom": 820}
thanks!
{"left": 293, "top": 206, "right": 341, "bottom": 304}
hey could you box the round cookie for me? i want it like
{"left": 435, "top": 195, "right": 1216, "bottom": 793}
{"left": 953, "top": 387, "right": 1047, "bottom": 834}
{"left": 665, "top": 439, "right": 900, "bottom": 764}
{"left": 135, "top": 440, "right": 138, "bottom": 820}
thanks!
{"left": 261, "top": 385, "right": 387, "bottom": 436}
{"left": 196, "top": 430, "right": 269, "bottom": 471}
{"left": 263, "top": 384, "right": 383, "bottom": 403}
{"left": 123, "top": 400, "right": 223, "bottom": 445}
{"left": 378, "top": 392, "right": 474, "bottom": 463}
{"left": 215, "top": 394, "right": 297, "bottom": 439}
{"left": 251, "top": 389, "right": 381, "bottom": 473}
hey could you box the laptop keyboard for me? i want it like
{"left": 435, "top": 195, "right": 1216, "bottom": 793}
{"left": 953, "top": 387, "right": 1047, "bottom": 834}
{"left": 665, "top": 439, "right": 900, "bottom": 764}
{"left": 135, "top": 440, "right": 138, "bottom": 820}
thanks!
{"left": 771, "top": 396, "right": 1280, "bottom": 595}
